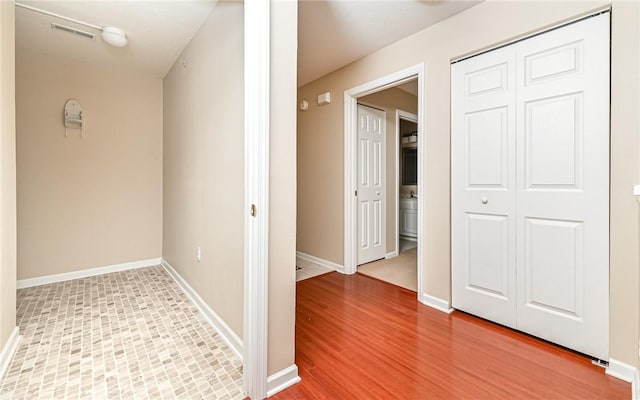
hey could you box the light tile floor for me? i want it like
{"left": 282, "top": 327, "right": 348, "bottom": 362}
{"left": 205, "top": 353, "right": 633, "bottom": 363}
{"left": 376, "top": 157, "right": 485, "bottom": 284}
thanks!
{"left": 295, "top": 259, "right": 333, "bottom": 282}
{"left": 295, "top": 240, "right": 416, "bottom": 284}
{"left": 0, "top": 266, "right": 243, "bottom": 400}
{"left": 357, "top": 247, "right": 417, "bottom": 291}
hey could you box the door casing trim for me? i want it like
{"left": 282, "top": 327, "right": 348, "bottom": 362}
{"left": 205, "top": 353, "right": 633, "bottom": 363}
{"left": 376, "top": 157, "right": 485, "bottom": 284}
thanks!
{"left": 343, "top": 63, "right": 425, "bottom": 304}
{"left": 243, "top": 0, "right": 270, "bottom": 398}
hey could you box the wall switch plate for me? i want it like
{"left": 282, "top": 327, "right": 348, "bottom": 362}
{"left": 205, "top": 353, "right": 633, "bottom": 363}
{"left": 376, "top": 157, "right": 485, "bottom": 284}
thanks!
{"left": 196, "top": 246, "right": 201, "bottom": 262}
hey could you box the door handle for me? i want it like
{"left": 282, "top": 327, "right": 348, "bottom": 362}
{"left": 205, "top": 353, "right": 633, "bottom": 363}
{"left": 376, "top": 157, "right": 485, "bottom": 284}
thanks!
{"left": 481, "top": 197, "right": 488, "bottom": 204}
{"left": 376, "top": 191, "right": 380, "bottom": 195}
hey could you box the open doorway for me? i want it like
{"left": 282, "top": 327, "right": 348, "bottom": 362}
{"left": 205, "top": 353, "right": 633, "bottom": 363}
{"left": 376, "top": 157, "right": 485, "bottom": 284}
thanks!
{"left": 355, "top": 80, "right": 419, "bottom": 292}
{"left": 343, "top": 64, "right": 425, "bottom": 302}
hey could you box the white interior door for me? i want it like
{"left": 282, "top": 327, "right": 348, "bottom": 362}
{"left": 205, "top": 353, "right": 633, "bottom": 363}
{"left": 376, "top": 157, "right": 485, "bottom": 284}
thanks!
{"left": 358, "top": 104, "right": 386, "bottom": 265}
{"left": 451, "top": 45, "right": 518, "bottom": 328}
{"left": 452, "top": 13, "right": 610, "bottom": 360}
{"left": 515, "top": 14, "right": 610, "bottom": 360}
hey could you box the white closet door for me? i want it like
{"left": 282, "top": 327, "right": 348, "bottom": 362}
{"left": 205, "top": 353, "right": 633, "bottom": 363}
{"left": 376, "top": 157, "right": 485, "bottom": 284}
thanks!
{"left": 452, "top": 14, "right": 610, "bottom": 360}
{"left": 451, "top": 46, "right": 517, "bottom": 327}
{"left": 357, "top": 105, "right": 386, "bottom": 265}
{"left": 515, "top": 14, "right": 610, "bottom": 360}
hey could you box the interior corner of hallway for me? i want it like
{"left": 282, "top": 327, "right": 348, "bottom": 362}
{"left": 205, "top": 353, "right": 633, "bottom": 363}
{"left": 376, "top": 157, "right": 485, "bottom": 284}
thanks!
{"left": 0, "top": 0, "right": 17, "bottom": 350}
{"left": 160, "top": 0, "right": 299, "bottom": 378}
{"left": 296, "top": 0, "right": 640, "bottom": 368}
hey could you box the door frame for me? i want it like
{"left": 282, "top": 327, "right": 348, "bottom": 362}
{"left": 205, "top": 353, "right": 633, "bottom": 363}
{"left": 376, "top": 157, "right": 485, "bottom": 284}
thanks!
{"left": 344, "top": 63, "right": 425, "bottom": 302}
{"left": 243, "top": 0, "right": 269, "bottom": 398}
{"left": 395, "top": 109, "right": 418, "bottom": 256}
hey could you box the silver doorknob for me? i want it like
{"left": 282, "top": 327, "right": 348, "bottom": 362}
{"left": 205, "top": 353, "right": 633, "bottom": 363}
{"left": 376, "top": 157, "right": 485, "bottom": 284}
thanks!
{"left": 376, "top": 191, "right": 380, "bottom": 195}
{"left": 481, "top": 197, "right": 488, "bottom": 204}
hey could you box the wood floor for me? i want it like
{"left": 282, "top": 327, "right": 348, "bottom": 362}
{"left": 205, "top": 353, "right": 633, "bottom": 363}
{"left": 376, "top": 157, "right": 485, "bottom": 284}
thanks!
{"left": 273, "top": 272, "right": 629, "bottom": 400}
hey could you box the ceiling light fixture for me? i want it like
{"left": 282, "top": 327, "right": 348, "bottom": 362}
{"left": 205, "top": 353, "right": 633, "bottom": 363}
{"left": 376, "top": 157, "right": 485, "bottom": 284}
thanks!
{"left": 101, "top": 27, "right": 128, "bottom": 48}
{"left": 16, "top": 2, "right": 129, "bottom": 48}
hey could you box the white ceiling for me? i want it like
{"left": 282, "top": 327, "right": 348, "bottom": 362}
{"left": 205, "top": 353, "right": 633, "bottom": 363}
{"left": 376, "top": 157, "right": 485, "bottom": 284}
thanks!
{"left": 298, "top": 0, "right": 481, "bottom": 86}
{"left": 15, "top": 1, "right": 481, "bottom": 83}
{"left": 15, "top": 1, "right": 217, "bottom": 78}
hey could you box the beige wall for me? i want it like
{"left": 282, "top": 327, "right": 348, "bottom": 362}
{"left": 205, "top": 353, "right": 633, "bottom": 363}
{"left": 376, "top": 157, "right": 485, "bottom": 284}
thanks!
{"left": 163, "top": 2, "right": 244, "bottom": 338}
{"left": 610, "top": 1, "right": 640, "bottom": 368}
{"left": 0, "top": 0, "right": 16, "bottom": 350}
{"left": 268, "top": 0, "right": 298, "bottom": 376}
{"left": 358, "top": 87, "right": 417, "bottom": 254}
{"left": 297, "top": 1, "right": 640, "bottom": 367}
{"left": 15, "top": 51, "right": 162, "bottom": 280}
{"left": 163, "top": 0, "right": 297, "bottom": 377}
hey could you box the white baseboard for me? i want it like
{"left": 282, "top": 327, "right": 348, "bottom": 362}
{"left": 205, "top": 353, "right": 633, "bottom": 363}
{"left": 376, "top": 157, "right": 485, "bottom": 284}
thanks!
{"left": 267, "top": 364, "right": 300, "bottom": 397}
{"left": 0, "top": 327, "right": 20, "bottom": 382}
{"left": 421, "top": 293, "right": 454, "bottom": 314}
{"left": 607, "top": 358, "right": 638, "bottom": 384}
{"left": 385, "top": 251, "right": 398, "bottom": 259}
{"left": 161, "top": 259, "right": 243, "bottom": 361}
{"left": 296, "top": 251, "right": 344, "bottom": 274}
{"left": 16, "top": 257, "right": 163, "bottom": 289}
{"left": 634, "top": 368, "right": 639, "bottom": 400}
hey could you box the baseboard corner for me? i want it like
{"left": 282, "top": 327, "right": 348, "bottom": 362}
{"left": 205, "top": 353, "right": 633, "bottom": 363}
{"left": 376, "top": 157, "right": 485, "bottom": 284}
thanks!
{"left": 161, "top": 258, "right": 244, "bottom": 361}
{"left": 296, "top": 251, "right": 344, "bottom": 274}
{"left": 267, "top": 364, "right": 301, "bottom": 397}
{"left": 421, "top": 293, "right": 454, "bottom": 314}
{"left": 16, "top": 257, "right": 163, "bottom": 289}
{"left": 385, "top": 251, "right": 398, "bottom": 259}
{"left": 0, "top": 327, "right": 21, "bottom": 382}
{"left": 606, "top": 358, "right": 637, "bottom": 384}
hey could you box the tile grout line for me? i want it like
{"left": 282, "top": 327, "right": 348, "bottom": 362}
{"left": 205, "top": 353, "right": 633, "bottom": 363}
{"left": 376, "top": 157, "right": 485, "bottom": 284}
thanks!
{"left": 1, "top": 266, "right": 244, "bottom": 399}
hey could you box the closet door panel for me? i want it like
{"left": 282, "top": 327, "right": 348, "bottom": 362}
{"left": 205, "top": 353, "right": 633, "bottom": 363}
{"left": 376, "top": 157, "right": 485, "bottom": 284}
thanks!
{"left": 525, "top": 94, "right": 582, "bottom": 189}
{"left": 523, "top": 217, "right": 584, "bottom": 318}
{"left": 451, "top": 46, "right": 517, "bottom": 328}
{"left": 515, "top": 14, "right": 610, "bottom": 360}
{"left": 466, "top": 107, "right": 508, "bottom": 188}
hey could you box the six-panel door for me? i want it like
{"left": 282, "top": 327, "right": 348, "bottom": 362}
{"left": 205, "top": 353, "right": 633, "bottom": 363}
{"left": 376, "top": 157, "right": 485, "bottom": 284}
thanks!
{"left": 357, "top": 105, "right": 387, "bottom": 265}
{"left": 452, "top": 14, "right": 610, "bottom": 359}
